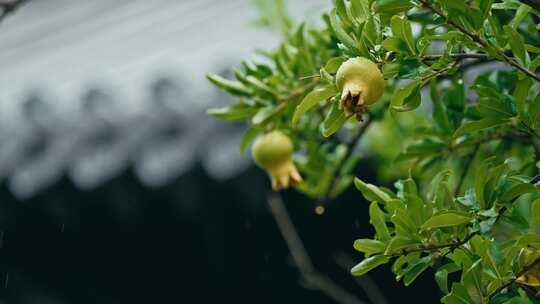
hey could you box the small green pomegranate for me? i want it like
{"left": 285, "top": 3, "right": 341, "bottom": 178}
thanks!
{"left": 336, "top": 57, "right": 385, "bottom": 120}
{"left": 252, "top": 130, "right": 302, "bottom": 191}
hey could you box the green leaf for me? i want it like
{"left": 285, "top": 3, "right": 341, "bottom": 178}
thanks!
{"left": 391, "top": 80, "right": 423, "bottom": 109}
{"left": 476, "top": 97, "right": 517, "bottom": 119}
{"left": 385, "top": 236, "right": 420, "bottom": 254}
{"left": 402, "top": 177, "right": 418, "bottom": 197}
{"left": 530, "top": 91, "right": 540, "bottom": 129}
{"left": 478, "top": 0, "right": 495, "bottom": 19}
{"left": 526, "top": 44, "right": 540, "bottom": 54}
{"left": 441, "top": 0, "right": 469, "bottom": 13}
{"left": 461, "top": 259, "right": 483, "bottom": 297}
{"left": 474, "top": 157, "right": 493, "bottom": 210}
{"left": 252, "top": 106, "right": 280, "bottom": 125}
{"left": 429, "top": 80, "right": 452, "bottom": 133}
{"left": 321, "top": 101, "right": 348, "bottom": 137}
{"left": 351, "top": 255, "right": 390, "bottom": 276}
{"left": 252, "top": 0, "right": 292, "bottom": 33}
{"left": 334, "top": 0, "right": 352, "bottom": 26}
{"left": 516, "top": 234, "right": 540, "bottom": 248}
{"left": 390, "top": 15, "right": 416, "bottom": 55}
{"left": 509, "top": 4, "right": 531, "bottom": 29}
{"left": 393, "top": 86, "right": 421, "bottom": 112}
{"left": 531, "top": 199, "right": 540, "bottom": 224}
{"left": 381, "top": 37, "right": 409, "bottom": 53}
{"left": 350, "top": 0, "right": 369, "bottom": 22}
{"left": 441, "top": 283, "right": 475, "bottom": 304}
{"left": 353, "top": 239, "right": 387, "bottom": 255}
{"left": 403, "top": 256, "right": 431, "bottom": 286}
{"left": 374, "top": 0, "right": 414, "bottom": 14}
{"left": 329, "top": 9, "right": 359, "bottom": 53}
{"left": 488, "top": 15, "right": 506, "bottom": 47}
{"left": 452, "top": 118, "right": 509, "bottom": 139}
{"left": 392, "top": 212, "right": 418, "bottom": 240}
{"left": 206, "top": 74, "right": 252, "bottom": 96}
{"left": 239, "top": 127, "right": 261, "bottom": 154}
{"left": 436, "top": 269, "right": 450, "bottom": 294}
{"left": 245, "top": 75, "right": 279, "bottom": 96}
{"left": 448, "top": 249, "right": 473, "bottom": 269}
{"left": 354, "top": 178, "right": 392, "bottom": 204}
{"left": 324, "top": 57, "right": 345, "bottom": 74}
{"left": 513, "top": 78, "right": 532, "bottom": 116}
{"left": 292, "top": 85, "right": 337, "bottom": 125}
{"left": 440, "top": 0, "right": 483, "bottom": 31}
{"left": 369, "top": 202, "right": 391, "bottom": 241}
{"left": 421, "top": 211, "right": 473, "bottom": 230}
{"left": 503, "top": 25, "right": 529, "bottom": 67}
{"left": 320, "top": 67, "right": 335, "bottom": 84}
{"left": 207, "top": 102, "right": 258, "bottom": 120}
{"left": 500, "top": 183, "right": 538, "bottom": 202}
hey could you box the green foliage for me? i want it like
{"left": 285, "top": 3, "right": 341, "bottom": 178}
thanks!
{"left": 209, "top": 0, "right": 540, "bottom": 302}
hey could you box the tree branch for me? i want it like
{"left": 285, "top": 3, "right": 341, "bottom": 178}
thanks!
{"left": 423, "top": 53, "right": 490, "bottom": 61}
{"left": 520, "top": 121, "right": 540, "bottom": 141}
{"left": 280, "top": 79, "right": 320, "bottom": 103}
{"left": 488, "top": 256, "right": 540, "bottom": 300}
{"left": 418, "top": 0, "right": 540, "bottom": 83}
{"left": 267, "top": 193, "right": 366, "bottom": 304}
{"left": 531, "top": 173, "right": 540, "bottom": 185}
{"left": 393, "top": 231, "right": 479, "bottom": 257}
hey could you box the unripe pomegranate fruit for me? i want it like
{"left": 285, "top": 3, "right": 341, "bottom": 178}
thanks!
{"left": 252, "top": 130, "right": 302, "bottom": 191}
{"left": 336, "top": 57, "right": 385, "bottom": 120}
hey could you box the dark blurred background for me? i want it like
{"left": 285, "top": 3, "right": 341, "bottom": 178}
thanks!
{"left": 0, "top": 1, "right": 440, "bottom": 303}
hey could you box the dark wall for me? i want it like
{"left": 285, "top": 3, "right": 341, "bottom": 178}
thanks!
{"left": 0, "top": 162, "right": 440, "bottom": 303}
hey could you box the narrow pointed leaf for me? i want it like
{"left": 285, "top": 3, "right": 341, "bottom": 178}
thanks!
{"left": 351, "top": 255, "right": 390, "bottom": 276}
{"left": 421, "top": 211, "right": 473, "bottom": 230}
{"left": 292, "top": 85, "right": 337, "bottom": 124}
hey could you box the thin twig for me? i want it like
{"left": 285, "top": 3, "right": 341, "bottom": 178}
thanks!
{"left": 279, "top": 79, "right": 320, "bottom": 103}
{"left": 422, "top": 53, "right": 490, "bottom": 61}
{"left": 316, "top": 113, "right": 375, "bottom": 208}
{"left": 531, "top": 173, "right": 540, "bottom": 185}
{"left": 454, "top": 145, "right": 480, "bottom": 196}
{"left": 520, "top": 121, "right": 540, "bottom": 141}
{"left": 422, "top": 50, "right": 515, "bottom": 62}
{"left": 488, "top": 173, "right": 540, "bottom": 298}
{"left": 451, "top": 129, "right": 533, "bottom": 155}
{"left": 419, "top": 60, "right": 460, "bottom": 82}
{"left": 488, "top": 256, "right": 540, "bottom": 300}
{"left": 418, "top": 0, "right": 540, "bottom": 83}
{"left": 334, "top": 252, "right": 389, "bottom": 304}
{"left": 391, "top": 231, "right": 478, "bottom": 257}
{"left": 0, "top": 0, "right": 28, "bottom": 23}
{"left": 267, "top": 192, "right": 366, "bottom": 304}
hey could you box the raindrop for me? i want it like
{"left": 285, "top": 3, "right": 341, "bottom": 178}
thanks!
{"left": 60, "top": 223, "right": 65, "bottom": 233}
{"left": 3, "top": 272, "right": 8, "bottom": 289}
